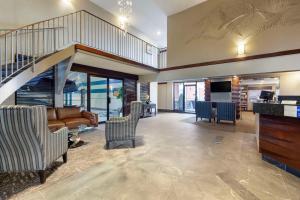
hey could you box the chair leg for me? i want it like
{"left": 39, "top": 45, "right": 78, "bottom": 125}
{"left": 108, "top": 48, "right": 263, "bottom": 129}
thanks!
{"left": 38, "top": 170, "right": 46, "bottom": 184}
{"left": 62, "top": 152, "right": 68, "bottom": 163}
{"left": 209, "top": 118, "right": 211, "bottom": 123}
{"left": 106, "top": 142, "right": 110, "bottom": 149}
{"left": 132, "top": 140, "right": 136, "bottom": 148}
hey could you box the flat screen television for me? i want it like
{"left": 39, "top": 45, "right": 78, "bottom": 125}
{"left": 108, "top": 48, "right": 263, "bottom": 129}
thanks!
{"left": 260, "top": 91, "right": 274, "bottom": 102}
{"left": 210, "top": 81, "right": 231, "bottom": 93}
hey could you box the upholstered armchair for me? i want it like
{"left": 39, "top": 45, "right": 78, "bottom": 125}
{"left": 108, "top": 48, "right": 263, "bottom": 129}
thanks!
{"left": 105, "top": 101, "right": 142, "bottom": 149}
{"left": 0, "top": 106, "right": 68, "bottom": 184}
{"left": 216, "top": 102, "right": 236, "bottom": 124}
{"left": 195, "top": 101, "right": 215, "bottom": 122}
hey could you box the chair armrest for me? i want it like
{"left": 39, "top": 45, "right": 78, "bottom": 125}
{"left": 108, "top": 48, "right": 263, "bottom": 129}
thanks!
{"left": 82, "top": 111, "right": 99, "bottom": 126}
{"left": 108, "top": 116, "right": 128, "bottom": 122}
{"left": 46, "top": 127, "right": 68, "bottom": 166}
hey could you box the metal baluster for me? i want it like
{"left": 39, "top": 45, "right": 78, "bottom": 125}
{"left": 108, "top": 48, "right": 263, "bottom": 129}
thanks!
{"left": 21, "top": 29, "right": 24, "bottom": 68}
{"left": 5, "top": 34, "right": 7, "bottom": 79}
{"left": 79, "top": 11, "right": 82, "bottom": 44}
{"left": 53, "top": 19, "right": 56, "bottom": 52}
{"left": 32, "top": 25, "right": 35, "bottom": 71}
{"left": 11, "top": 32, "right": 14, "bottom": 75}
{"left": 71, "top": 14, "right": 74, "bottom": 43}
{"left": 0, "top": 40, "right": 2, "bottom": 82}
{"left": 75, "top": 13, "right": 77, "bottom": 43}
{"left": 16, "top": 30, "right": 18, "bottom": 71}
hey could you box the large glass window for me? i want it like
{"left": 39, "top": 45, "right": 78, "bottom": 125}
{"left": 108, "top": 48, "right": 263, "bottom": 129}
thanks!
{"left": 109, "top": 79, "right": 123, "bottom": 118}
{"left": 63, "top": 72, "right": 87, "bottom": 110}
{"left": 16, "top": 68, "right": 54, "bottom": 107}
{"left": 90, "top": 76, "right": 108, "bottom": 122}
{"left": 197, "top": 81, "right": 205, "bottom": 101}
{"left": 174, "top": 83, "right": 184, "bottom": 111}
{"left": 184, "top": 84, "right": 196, "bottom": 113}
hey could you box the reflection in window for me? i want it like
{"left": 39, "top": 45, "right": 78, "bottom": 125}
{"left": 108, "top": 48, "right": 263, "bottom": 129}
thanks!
{"left": 197, "top": 82, "right": 205, "bottom": 101}
{"left": 174, "top": 83, "right": 184, "bottom": 111}
{"left": 63, "top": 72, "right": 87, "bottom": 110}
{"left": 16, "top": 68, "right": 54, "bottom": 107}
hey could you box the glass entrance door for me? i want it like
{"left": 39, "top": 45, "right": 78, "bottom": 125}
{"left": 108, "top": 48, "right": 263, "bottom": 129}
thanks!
{"left": 184, "top": 84, "right": 196, "bottom": 113}
{"left": 108, "top": 79, "right": 123, "bottom": 118}
{"left": 90, "top": 76, "right": 108, "bottom": 122}
{"left": 90, "top": 76, "right": 123, "bottom": 122}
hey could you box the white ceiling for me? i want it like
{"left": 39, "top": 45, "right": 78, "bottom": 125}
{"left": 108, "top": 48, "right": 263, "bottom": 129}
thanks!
{"left": 90, "top": 0, "right": 207, "bottom": 48}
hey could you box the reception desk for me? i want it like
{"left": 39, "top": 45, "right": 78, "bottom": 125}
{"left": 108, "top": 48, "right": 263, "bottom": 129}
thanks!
{"left": 253, "top": 103, "right": 300, "bottom": 177}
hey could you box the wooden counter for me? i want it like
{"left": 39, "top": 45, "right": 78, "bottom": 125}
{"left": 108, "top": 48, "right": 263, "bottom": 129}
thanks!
{"left": 254, "top": 103, "right": 300, "bottom": 177}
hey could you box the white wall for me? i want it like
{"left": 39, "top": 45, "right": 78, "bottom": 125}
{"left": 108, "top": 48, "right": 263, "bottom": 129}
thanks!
{"left": 279, "top": 71, "right": 300, "bottom": 96}
{"left": 140, "top": 54, "right": 300, "bottom": 83}
{"left": 1, "top": 94, "right": 15, "bottom": 105}
{"left": 157, "top": 82, "right": 173, "bottom": 110}
{"left": 137, "top": 82, "right": 141, "bottom": 101}
{"left": 150, "top": 82, "right": 158, "bottom": 109}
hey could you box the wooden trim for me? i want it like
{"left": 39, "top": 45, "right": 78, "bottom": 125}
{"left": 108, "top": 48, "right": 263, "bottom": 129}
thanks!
{"left": 75, "top": 44, "right": 159, "bottom": 73}
{"left": 160, "top": 49, "right": 300, "bottom": 71}
{"left": 72, "top": 63, "right": 139, "bottom": 80}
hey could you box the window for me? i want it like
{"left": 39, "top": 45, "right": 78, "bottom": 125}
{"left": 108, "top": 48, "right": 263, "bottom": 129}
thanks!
{"left": 63, "top": 72, "right": 87, "bottom": 110}
{"left": 197, "top": 82, "right": 205, "bottom": 101}
{"left": 173, "top": 82, "right": 184, "bottom": 111}
{"left": 16, "top": 68, "right": 54, "bottom": 107}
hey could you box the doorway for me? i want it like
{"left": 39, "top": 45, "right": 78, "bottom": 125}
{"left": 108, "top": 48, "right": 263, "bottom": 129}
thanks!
{"left": 184, "top": 83, "right": 196, "bottom": 113}
{"left": 90, "top": 76, "right": 123, "bottom": 122}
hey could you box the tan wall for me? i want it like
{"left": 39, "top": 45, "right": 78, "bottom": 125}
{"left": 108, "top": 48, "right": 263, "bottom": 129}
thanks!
{"left": 158, "top": 83, "right": 173, "bottom": 110}
{"left": 168, "top": 0, "right": 300, "bottom": 67}
{"left": 279, "top": 71, "right": 300, "bottom": 95}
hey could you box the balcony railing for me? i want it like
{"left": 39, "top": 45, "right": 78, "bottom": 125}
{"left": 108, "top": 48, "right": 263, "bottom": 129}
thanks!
{"left": 0, "top": 10, "right": 165, "bottom": 84}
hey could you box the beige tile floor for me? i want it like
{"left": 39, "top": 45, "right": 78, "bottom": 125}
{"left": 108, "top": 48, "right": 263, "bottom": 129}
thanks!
{"left": 7, "top": 112, "right": 300, "bottom": 200}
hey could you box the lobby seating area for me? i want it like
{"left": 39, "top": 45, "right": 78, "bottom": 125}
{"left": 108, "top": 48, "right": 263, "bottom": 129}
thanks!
{"left": 195, "top": 101, "right": 236, "bottom": 124}
{"left": 1, "top": 0, "right": 300, "bottom": 199}
{"left": 47, "top": 107, "right": 99, "bottom": 131}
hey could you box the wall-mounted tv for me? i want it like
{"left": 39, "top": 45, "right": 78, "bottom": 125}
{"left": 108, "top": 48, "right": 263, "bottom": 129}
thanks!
{"left": 210, "top": 81, "right": 231, "bottom": 93}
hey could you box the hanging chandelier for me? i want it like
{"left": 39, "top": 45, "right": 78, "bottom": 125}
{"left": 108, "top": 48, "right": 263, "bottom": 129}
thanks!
{"left": 118, "top": 0, "right": 133, "bottom": 33}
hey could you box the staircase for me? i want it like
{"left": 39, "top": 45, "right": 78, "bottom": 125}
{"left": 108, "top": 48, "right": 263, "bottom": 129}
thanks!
{"left": 0, "top": 10, "right": 161, "bottom": 104}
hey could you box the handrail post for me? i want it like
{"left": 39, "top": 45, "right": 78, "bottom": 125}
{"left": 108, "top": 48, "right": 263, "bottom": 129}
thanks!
{"left": 80, "top": 11, "right": 82, "bottom": 44}
{"left": 32, "top": 25, "right": 35, "bottom": 72}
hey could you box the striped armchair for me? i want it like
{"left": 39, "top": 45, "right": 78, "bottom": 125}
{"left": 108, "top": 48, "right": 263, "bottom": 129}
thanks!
{"left": 195, "top": 101, "right": 215, "bottom": 122}
{"left": 105, "top": 101, "right": 142, "bottom": 149}
{"left": 216, "top": 102, "right": 236, "bottom": 124}
{"left": 0, "top": 106, "right": 68, "bottom": 184}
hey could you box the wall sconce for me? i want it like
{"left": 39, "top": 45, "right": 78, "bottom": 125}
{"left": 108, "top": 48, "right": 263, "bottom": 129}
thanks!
{"left": 237, "top": 41, "right": 245, "bottom": 56}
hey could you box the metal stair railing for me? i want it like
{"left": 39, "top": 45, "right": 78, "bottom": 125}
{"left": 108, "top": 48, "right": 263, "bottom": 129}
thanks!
{"left": 0, "top": 10, "right": 161, "bottom": 84}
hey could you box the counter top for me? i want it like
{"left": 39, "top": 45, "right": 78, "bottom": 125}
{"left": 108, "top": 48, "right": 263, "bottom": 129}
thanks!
{"left": 253, "top": 102, "right": 300, "bottom": 118}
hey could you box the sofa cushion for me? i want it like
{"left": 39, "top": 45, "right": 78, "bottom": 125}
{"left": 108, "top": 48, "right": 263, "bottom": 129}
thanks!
{"left": 47, "top": 108, "right": 57, "bottom": 121}
{"left": 56, "top": 107, "right": 82, "bottom": 120}
{"left": 48, "top": 120, "right": 65, "bottom": 132}
{"left": 62, "top": 118, "right": 91, "bottom": 129}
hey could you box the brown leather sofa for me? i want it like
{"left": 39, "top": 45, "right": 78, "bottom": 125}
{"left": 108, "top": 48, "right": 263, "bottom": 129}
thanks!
{"left": 47, "top": 107, "right": 98, "bottom": 131}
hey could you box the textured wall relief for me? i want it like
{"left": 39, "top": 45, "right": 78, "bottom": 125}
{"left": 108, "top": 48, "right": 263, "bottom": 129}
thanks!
{"left": 186, "top": 0, "right": 300, "bottom": 44}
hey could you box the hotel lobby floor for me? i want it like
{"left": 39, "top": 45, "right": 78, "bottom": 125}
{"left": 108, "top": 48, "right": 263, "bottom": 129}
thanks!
{"left": 4, "top": 112, "right": 300, "bottom": 200}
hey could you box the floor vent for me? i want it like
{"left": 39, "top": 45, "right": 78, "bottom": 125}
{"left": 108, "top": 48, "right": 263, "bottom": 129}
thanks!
{"left": 215, "top": 136, "right": 224, "bottom": 144}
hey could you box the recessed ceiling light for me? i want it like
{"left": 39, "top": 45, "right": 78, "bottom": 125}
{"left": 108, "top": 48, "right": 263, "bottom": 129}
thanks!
{"left": 156, "top": 31, "right": 161, "bottom": 36}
